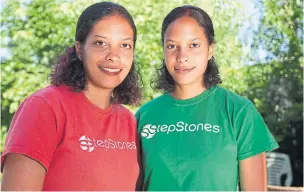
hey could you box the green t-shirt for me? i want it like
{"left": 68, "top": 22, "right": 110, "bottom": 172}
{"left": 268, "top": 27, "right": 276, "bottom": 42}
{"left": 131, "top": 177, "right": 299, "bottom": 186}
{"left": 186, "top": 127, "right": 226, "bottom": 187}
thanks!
{"left": 135, "top": 85, "right": 279, "bottom": 191}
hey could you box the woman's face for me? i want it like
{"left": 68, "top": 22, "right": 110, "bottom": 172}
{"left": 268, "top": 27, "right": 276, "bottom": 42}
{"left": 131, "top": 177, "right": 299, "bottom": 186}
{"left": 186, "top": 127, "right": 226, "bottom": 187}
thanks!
{"left": 76, "top": 15, "right": 134, "bottom": 90}
{"left": 164, "top": 16, "right": 213, "bottom": 88}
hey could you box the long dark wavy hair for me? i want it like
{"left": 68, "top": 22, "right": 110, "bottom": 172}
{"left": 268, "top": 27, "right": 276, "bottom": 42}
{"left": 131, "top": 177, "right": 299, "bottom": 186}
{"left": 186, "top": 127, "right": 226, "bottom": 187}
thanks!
{"left": 154, "top": 5, "right": 222, "bottom": 92}
{"left": 50, "top": 2, "right": 141, "bottom": 105}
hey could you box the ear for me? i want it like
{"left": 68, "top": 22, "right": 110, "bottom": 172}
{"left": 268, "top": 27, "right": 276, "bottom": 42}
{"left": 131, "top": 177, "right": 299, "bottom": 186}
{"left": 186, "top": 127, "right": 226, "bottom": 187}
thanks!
{"left": 208, "top": 43, "right": 214, "bottom": 61}
{"left": 75, "top": 41, "right": 83, "bottom": 61}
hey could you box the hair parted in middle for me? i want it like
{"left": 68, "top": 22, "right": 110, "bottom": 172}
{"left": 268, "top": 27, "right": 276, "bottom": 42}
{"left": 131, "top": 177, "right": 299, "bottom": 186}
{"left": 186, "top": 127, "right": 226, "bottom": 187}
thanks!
{"left": 153, "top": 5, "right": 222, "bottom": 93}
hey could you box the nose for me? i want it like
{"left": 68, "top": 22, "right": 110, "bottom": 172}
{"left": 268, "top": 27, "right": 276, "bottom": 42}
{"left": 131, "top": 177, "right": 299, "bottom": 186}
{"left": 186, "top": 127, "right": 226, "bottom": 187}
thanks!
{"left": 176, "top": 47, "right": 189, "bottom": 63}
{"left": 105, "top": 47, "right": 121, "bottom": 63}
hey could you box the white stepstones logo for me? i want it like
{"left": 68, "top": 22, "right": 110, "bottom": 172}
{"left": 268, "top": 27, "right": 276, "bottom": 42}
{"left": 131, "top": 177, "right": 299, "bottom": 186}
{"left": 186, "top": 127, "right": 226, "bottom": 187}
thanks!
{"left": 141, "top": 124, "right": 158, "bottom": 139}
{"left": 79, "top": 135, "right": 136, "bottom": 152}
{"left": 79, "top": 135, "right": 94, "bottom": 152}
{"left": 141, "top": 121, "right": 220, "bottom": 139}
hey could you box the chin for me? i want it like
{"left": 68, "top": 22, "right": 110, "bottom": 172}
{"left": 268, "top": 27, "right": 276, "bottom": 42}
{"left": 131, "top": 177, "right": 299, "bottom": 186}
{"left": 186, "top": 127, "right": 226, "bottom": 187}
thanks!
{"left": 99, "top": 82, "right": 123, "bottom": 90}
{"left": 174, "top": 78, "right": 197, "bottom": 86}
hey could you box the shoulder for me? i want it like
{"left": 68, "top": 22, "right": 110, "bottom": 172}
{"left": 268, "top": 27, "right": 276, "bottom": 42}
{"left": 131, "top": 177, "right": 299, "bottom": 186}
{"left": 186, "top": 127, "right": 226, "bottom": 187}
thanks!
{"left": 116, "top": 104, "right": 135, "bottom": 116}
{"left": 20, "top": 85, "right": 59, "bottom": 108}
{"left": 33, "top": 84, "right": 73, "bottom": 99}
{"left": 25, "top": 84, "right": 76, "bottom": 115}
{"left": 11, "top": 86, "right": 62, "bottom": 126}
{"left": 135, "top": 94, "right": 169, "bottom": 116}
{"left": 32, "top": 84, "right": 76, "bottom": 104}
{"left": 214, "top": 86, "right": 251, "bottom": 108}
{"left": 213, "top": 86, "right": 264, "bottom": 126}
{"left": 115, "top": 104, "right": 136, "bottom": 121}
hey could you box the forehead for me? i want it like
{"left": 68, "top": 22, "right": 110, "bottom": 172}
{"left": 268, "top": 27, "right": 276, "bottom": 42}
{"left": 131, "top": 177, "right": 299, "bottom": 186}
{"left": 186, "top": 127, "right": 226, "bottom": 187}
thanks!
{"left": 165, "top": 16, "right": 206, "bottom": 39}
{"left": 88, "top": 15, "right": 134, "bottom": 37}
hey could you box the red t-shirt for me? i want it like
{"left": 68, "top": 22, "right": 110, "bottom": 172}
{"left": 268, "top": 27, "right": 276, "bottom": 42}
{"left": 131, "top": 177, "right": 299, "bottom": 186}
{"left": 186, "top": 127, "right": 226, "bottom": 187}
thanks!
{"left": 1, "top": 85, "right": 139, "bottom": 190}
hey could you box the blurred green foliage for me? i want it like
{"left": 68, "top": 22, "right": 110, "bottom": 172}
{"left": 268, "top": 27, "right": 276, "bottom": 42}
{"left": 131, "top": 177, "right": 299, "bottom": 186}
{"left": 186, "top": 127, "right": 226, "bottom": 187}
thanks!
{"left": 245, "top": 0, "right": 303, "bottom": 139}
{"left": 248, "top": 1, "right": 302, "bottom": 185}
{"left": 1, "top": 0, "right": 302, "bottom": 155}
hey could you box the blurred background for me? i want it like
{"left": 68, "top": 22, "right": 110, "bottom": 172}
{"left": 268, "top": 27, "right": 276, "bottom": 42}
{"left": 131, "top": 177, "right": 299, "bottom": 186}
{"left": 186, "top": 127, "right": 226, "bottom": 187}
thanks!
{"left": 0, "top": 0, "right": 303, "bottom": 188}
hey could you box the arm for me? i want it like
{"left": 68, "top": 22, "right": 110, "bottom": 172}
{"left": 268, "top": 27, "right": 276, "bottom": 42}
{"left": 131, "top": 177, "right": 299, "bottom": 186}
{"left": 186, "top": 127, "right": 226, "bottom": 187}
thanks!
{"left": 1, "top": 154, "right": 46, "bottom": 190}
{"left": 135, "top": 109, "right": 144, "bottom": 190}
{"left": 1, "top": 95, "right": 61, "bottom": 190}
{"left": 239, "top": 153, "right": 267, "bottom": 191}
{"left": 235, "top": 103, "right": 278, "bottom": 190}
{"left": 135, "top": 137, "right": 144, "bottom": 190}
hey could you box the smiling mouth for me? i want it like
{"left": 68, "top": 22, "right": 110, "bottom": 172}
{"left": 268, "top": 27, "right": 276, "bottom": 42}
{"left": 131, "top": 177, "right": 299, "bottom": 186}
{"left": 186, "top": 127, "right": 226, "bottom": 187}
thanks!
{"left": 174, "top": 67, "right": 195, "bottom": 74}
{"left": 102, "top": 67, "right": 121, "bottom": 72}
{"left": 98, "top": 66, "right": 122, "bottom": 75}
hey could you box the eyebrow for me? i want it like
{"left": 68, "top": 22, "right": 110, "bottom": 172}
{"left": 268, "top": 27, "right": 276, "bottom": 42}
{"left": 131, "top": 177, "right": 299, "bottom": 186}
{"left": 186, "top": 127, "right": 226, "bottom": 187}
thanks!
{"left": 94, "top": 35, "right": 107, "bottom": 39}
{"left": 94, "top": 35, "right": 133, "bottom": 41}
{"left": 165, "top": 39, "right": 176, "bottom": 43}
{"left": 191, "top": 38, "right": 200, "bottom": 41}
{"left": 165, "top": 38, "right": 200, "bottom": 42}
{"left": 122, "top": 37, "right": 133, "bottom": 41}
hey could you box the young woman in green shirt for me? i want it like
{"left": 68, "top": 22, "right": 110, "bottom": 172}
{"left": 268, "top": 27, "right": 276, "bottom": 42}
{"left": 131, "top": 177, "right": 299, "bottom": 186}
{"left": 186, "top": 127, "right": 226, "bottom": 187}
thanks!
{"left": 136, "top": 5, "right": 278, "bottom": 191}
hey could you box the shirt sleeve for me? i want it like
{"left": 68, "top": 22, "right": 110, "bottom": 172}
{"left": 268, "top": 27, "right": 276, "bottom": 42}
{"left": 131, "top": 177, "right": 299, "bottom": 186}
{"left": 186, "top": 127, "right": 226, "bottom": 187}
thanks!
{"left": 235, "top": 102, "right": 279, "bottom": 160}
{"left": 1, "top": 95, "right": 60, "bottom": 171}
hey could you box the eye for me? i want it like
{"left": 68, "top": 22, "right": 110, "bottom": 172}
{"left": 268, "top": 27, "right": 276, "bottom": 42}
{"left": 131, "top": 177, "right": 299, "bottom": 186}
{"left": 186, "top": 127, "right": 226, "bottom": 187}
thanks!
{"left": 121, "top": 44, "right": 132, "bottom": 49}
{"left": 167, "top": 44, "right": 177, "bottom": 49}
{"left": 95, "top": 41, "right": 107, "bottom": 46}
{"left": 190, "top": 43, "right": 200, "bottom": 48}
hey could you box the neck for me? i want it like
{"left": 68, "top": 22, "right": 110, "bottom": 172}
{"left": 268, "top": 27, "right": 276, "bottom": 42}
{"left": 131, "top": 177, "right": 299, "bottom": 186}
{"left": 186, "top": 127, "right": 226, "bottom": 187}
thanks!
{"left": 83, "top": 84, "right": 113, "bottom": 109}
{"left": 172, "top": 83, "right": 206, "bottom": 100}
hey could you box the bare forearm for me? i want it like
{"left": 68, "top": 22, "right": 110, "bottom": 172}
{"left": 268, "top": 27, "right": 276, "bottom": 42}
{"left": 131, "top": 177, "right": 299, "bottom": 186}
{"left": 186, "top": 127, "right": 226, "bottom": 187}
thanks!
{"left": 1, "top": 154, "right": 46, "bottom": 191}
{"left": 239, "top": 153, "right": 267, "bottom": 191}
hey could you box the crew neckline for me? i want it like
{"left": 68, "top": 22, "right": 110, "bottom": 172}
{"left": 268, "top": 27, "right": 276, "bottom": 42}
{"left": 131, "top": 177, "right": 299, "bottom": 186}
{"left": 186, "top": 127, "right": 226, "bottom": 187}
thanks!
{"left": 166, "top": 85, "right": 217, "bottom": 106}
{"left": 78, "top": 90, "right": 114, "bottom": 115}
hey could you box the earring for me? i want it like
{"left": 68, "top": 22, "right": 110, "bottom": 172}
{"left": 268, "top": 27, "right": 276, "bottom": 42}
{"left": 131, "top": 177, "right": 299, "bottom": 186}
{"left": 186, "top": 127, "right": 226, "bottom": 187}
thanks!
{"left": 77, "top": 54, "right": 81, "bottom": 61}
